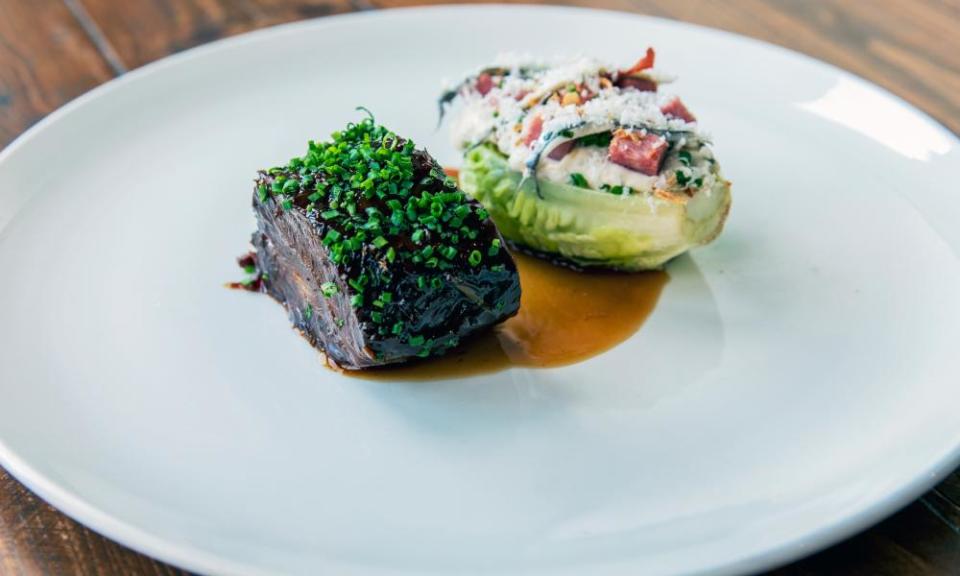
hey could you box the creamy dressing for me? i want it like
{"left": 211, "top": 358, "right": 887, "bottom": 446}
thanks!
{"left": 448, "top": 53, "right": 716, "bottom": 198}
{"left": 530, "top": 146, "right": 660, "bottom": 191}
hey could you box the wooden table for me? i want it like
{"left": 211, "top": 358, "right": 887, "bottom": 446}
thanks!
{"left": 1, "top": 1, "right": 959, "bottom": 574}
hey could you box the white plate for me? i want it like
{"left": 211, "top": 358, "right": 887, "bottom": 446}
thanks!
{"left": 1, "top": 5, "right": 959, "bottom": 576}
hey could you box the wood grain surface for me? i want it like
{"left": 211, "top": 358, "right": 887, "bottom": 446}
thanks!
{"left": 1, "top": 1, "right": 958, "bottom": 574}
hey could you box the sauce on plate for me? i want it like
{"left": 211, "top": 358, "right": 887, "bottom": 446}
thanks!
{"left": 357, "top": 168, "right": 668, "bottom": 380}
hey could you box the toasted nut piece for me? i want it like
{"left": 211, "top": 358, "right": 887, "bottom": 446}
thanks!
{"left": 561, "top": 92, "right": 582, "bottom": 106}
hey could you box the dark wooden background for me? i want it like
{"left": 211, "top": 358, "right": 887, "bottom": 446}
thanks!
{"left": 1, "top": 1, "right": 959, "bottom": 574}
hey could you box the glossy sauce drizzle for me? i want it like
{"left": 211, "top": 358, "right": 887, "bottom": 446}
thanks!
{"left": 357, "top": 168, "right": 668, "bottom": 380}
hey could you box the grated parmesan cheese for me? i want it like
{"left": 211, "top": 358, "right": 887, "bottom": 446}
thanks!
{"left": 448, "top": 53, "right": 722, "bottom": 197}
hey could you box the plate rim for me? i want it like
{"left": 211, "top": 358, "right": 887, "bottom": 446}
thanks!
{"left": 1, "top": 5, "right": 959, "bottom": 576}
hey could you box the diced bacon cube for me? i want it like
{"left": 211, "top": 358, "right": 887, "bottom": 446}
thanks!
{"left": 622, "top": 47, "right": 656, "bottom": 75}
{"left": 661, "top": 97, "right": 696, "bottom": 122}
{"left": 616, "top": 75, "right": 658, "bottom": 92}
{"left": 476, "top": 73, "right": 494, "bottom": 96}
{"left": 608, "top": 132, "right": 668, "bottom": 176}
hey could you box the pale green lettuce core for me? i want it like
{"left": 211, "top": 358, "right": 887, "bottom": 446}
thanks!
{"left": 460, "top": 145, "right": 731, "bottom": 270}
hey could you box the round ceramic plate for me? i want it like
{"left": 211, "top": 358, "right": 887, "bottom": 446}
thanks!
{"left": 1, "top": 6, "right": 958, "bottom": 576}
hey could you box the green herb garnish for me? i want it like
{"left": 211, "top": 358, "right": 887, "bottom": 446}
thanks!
{"left": 600, "top": 184, "right": 633, "bottom": 195}
{"left": 569, "top": 173, "right": 589, "bottom": 188}
{"left": 577, "top": 132, "right": 613, "bottom": 148}
{"left": 320, "top": 282, "right": 338, "bottom": 297}
{"left": 468, "top": 250, "right": 482, "bottom": 267}
{"left": 255, "top": 112, "right": 506, "bottom": 356}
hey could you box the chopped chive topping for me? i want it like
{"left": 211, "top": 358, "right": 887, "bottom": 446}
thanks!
{"left": 243, "top": 264, "right": 256, "bottom": 275}
{"left": 677, "top": 150, "right": 693, "bottom": 166}
{"left": 693, "top": 176, "right": 704, "bottom": 188}
{"left": 320, "top": 282, "right": 338, "bottom": 297}
{"left": 281, "top": 179, "right": 299, "bottom": 195}
{"left": 255, "top": 113, "right": 500, "bottom": 356}
{"left": 676, "top": 170, "right": 691, "bottom": 187}
{"left": 323, "top": 229, "right": 341, "bottom": 244}
{"left": 304, "top": 304, "right": 313, "bottom": 321}
{"left": 569, "top": 173, "right": 589, "bottom": 188}
{"left": 408, "top": 335, "right": 425, "bottom": 346}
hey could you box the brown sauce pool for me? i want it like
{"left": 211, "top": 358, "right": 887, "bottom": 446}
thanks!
{"left": 355, "top": 167, "right": 669, "bottom": 380}
{"left": 357, "top": 252, "right": 667, "bottom": 380}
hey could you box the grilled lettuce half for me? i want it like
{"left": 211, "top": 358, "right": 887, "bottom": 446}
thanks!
{"left": 459, "top": 145, "right": 732, "bottom": 270}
